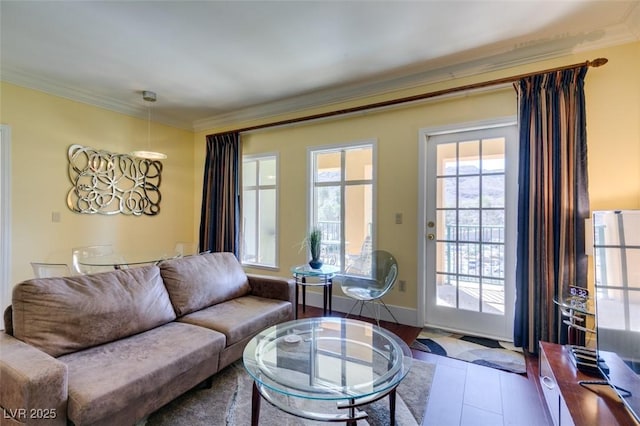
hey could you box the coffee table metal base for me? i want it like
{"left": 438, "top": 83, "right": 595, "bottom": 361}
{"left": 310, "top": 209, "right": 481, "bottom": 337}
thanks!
{"left": 251, "top": 381, "right": 398, "bottom": 425}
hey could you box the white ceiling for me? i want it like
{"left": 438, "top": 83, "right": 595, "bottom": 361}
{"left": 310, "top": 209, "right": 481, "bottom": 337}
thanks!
{"left": 1, "top": 1, "right": 639, "bottom": 131}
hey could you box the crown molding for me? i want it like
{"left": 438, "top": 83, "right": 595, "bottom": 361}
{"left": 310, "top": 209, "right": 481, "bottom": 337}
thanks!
{"left": 193, "top": 30, "right": 638, "bottom": 132}
{"left": 3, "top": 14, "right": 638, "bottom": 135}
{"left": 627, "top": 2, "right": 640, "bottom": 40}
{"left": 0, "top": 66, "right": 193, "bottom": 130}
{"left": 192, "top": 63, "right": 511, "bottom": 132}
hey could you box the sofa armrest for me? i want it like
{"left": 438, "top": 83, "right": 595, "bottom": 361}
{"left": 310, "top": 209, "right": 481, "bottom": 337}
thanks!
{"left": 247, "top": 274, "right": 295, "bottom": 304}
{"left": 0, "top": 333, "right": 67, "bottom": 425}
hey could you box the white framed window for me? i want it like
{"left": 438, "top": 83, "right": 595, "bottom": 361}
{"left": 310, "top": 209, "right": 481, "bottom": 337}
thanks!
{"left": 309, "top": 141, "right": 375, "bottom": 275}
{"left": 241, "top": 153, "right": 278, "bottom": 268}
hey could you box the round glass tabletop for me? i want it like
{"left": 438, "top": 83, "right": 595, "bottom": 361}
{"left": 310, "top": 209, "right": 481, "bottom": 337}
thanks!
{"left": 243, "top": 317, "right": 412, "bottom": 401}
{"left": 291, "top": 264, "right": 340, "bottom": 276}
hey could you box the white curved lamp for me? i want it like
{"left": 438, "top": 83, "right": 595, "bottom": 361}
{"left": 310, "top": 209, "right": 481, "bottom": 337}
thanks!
{"left": 130, "top": 90, "right": 167, "bottom": 160}
{"left": 130, "top": 149, "right": 167, "bottom": 160}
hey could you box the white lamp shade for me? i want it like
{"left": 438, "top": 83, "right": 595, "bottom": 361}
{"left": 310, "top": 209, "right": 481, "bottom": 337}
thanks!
{"left": 130, "top": 150, "right": 167, "bottom": 160}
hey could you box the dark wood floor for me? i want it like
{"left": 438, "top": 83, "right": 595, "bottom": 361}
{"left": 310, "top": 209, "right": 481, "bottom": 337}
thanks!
{"left": 297, "top": 305, "right": 551, "bottom": 426}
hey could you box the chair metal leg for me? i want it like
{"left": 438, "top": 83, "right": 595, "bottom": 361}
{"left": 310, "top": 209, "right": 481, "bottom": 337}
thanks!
{"left": 369, "top": 302, "right": 380, "bottom": 327}
{"left": 379, "top": 300, "right": 399, "bottom": 324}
{"left": 345, "top": 300, "right": 361, "bottom": 318}
{"left": 345, "top": 298, "right": 398, "bottom": 326}
{"left": 356, "top": 301, "right": 381, "bottom": 327}
{"left": 365, "top": 300, "right": 399, "bottom": 326}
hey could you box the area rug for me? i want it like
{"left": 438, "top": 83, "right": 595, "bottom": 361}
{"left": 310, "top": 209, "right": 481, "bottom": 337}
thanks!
{"left": 144, "top": 359, "right": 435, "bottom": 425}
{"left": 411, "top": 327, "right": 526, "bottom": 374}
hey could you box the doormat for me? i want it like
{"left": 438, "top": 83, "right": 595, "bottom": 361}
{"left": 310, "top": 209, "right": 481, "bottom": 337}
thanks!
{"left": 410, "top": 327, "right": 526, "bottom": 374}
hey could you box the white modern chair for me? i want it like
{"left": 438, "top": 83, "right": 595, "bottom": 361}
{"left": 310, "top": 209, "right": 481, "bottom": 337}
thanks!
{"left": 175, "top": 242, "right": 198, "bottom": 257}
{"left": 71, "top": 245, "right": 117, "bottom": 274}
{"left": 336, "top": 250, "right": 399, "bottom": 326}
{"left": 30, "top": 262, "right": 71, "bottom": 278}
{"left": 344, "top": 232, "right": 373, "bottom": 275}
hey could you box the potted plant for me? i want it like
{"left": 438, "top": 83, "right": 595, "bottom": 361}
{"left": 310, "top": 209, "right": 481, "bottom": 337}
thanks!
{"left": 307, "top": 227, "right": 323, "bottom": 269}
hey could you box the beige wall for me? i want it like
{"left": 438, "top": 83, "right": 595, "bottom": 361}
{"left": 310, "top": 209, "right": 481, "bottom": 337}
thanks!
{"left": 0, "top": 83, "right": 197, "bottom": 285}
{"left": 195, "top": 41, "right": 640, "bottom": 315}
{"left": 2, "top": 41, "right": 638, "bottom": 319}
{"left": 587, "top": 42, "right": 640, "bottom": 210}
{"left": 209, "top": 87, "right": 516, "bottom": 312}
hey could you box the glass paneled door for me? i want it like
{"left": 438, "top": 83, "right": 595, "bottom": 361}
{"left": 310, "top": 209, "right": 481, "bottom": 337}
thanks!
{"left": 423, "top": 123, "right": 517, "bottom": 340}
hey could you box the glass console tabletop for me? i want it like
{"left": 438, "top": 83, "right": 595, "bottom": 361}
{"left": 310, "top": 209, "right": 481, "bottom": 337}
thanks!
{"left": 243, "top": 317, "right": 412, "bottom": 425}
{"left": 77, "top": 250, "right": 179, "bottom": 268}
{"left": 554, "top": 295, "right": 596, "bottom": 346}
{"left": 553, "top": 295, "right": 595, "bottom": 316}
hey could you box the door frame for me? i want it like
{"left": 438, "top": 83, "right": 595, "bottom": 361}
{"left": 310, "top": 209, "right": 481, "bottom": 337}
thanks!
{"left": 417, "top": 116, "right": 517, "bottom": 338}
{"left": 0, "top": 124, "right": 11, "bottom": 330}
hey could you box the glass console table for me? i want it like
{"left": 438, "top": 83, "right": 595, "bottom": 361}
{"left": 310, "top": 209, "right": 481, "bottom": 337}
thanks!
{"left": 243, "top": 317, "right": 412, "bottom": 425}
{"left": 553, "top": 295, "right": 595, "bottom": 346}
{"left": 78, "top": 250, "right": 179, "bottom": 270}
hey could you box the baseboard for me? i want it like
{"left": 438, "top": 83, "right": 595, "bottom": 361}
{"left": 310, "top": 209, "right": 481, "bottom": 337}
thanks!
{"left": 299, "top": 291, "right": 418, "bottom": 326}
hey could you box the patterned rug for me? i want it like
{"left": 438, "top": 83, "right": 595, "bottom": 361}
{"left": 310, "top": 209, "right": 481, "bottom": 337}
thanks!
{"left": 411, "top": 327, "right": 526, "bottom": 374}
{"left": 144, "top": 358, "right": 435, "bottom": 425}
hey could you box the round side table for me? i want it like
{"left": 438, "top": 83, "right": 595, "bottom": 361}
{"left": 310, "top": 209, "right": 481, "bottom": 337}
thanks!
{"left": 291, "top": 264, "right": 339, "bottom": 318}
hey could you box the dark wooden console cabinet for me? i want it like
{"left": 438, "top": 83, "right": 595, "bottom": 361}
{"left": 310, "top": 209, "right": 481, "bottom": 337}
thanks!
{"left": 539, "top": 342, "right": 637, "bottom": 426}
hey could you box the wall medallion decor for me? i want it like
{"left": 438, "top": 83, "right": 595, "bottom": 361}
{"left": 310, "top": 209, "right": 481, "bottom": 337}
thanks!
{"left": 67, "top": 144, "right": 162, "bottom": 216}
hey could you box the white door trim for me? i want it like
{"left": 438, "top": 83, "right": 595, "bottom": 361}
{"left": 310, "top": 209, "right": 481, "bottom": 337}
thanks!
{"left": 417, "top": 116, "right": 517, "bottom": 334}
{"left": 0, "top": 125, "right": 12, "bottom": 330}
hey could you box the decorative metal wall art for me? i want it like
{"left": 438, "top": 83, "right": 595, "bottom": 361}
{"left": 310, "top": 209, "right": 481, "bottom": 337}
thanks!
{"left": 67, "top": 144, "right": 163, "bottom": 216}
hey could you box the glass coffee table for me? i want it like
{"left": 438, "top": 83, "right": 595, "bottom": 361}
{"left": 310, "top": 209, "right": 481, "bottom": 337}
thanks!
{"left": 243, "top": 317, "right": 412, "bottom": 425}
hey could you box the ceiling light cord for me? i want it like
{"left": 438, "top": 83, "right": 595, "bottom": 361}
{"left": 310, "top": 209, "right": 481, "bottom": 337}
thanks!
{"left": 130, "top": 90, "right": 167, "bottom": 160}
{"left": 147, "top": 106, "right": 151, "bottom": 151}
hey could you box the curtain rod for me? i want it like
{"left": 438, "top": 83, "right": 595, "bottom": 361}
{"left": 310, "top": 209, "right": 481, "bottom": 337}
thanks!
{"left": 222, "top": 57, "right": 608, "bottom": 135}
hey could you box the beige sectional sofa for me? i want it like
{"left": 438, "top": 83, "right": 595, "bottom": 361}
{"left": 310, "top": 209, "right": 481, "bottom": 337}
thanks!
{"left": 0, "top": 252, "right": 295, "bottom": 426}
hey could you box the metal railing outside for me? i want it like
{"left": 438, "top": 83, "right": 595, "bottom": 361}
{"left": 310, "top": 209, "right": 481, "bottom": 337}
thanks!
{"left": 442, "top": 225, "right": 505, "bottom": 286}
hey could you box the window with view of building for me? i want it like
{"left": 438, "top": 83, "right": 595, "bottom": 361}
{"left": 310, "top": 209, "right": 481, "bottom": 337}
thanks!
{"left": 242, "top": 154, "right": 278, "bottom": 268}
{"left": 310, "top": 142, "right": 375, "bottom": 275}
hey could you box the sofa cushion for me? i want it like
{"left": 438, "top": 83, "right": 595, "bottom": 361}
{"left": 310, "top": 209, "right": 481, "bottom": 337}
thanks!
{"left": 177, "top": 295, "right": 292, "bottom": 346}
{"left": 160, "top": 252, "right": 251, "bottom": 316}
{"left": 58, "top": 322, "right": 225, "bottom": 426}
{"left": 11, "top": 265, "right": 176, "bottom": 357}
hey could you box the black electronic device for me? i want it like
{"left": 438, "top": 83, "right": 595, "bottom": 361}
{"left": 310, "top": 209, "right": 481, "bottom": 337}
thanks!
{"left": 568, "top": 345, "right": 608, "bottom": 376}
{"left": 569, "top": 285, "right": 589, "bottom": 299}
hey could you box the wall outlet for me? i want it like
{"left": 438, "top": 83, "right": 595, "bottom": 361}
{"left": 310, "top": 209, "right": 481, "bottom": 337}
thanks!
{"left": 398, "top": 280, "right": 406, "bottom": 292}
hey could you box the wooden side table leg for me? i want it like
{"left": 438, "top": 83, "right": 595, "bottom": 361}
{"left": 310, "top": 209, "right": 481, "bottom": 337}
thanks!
{"left": 302, "top": 276, "right": 307, "bottom": 313}
{"left": 322, "top": 285, "right": 327, "bottom": 315}
{"left": 389, "top": 388, "right": 397, "bottom": 426}
{"left": 252, "top": 381, "right": 261, "bottom": 426}
{"left": 328, "top": 281, "right": 333, "bottom": 314}
{"left": 294, "top": 282, "right": 299, "bottom": 319}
